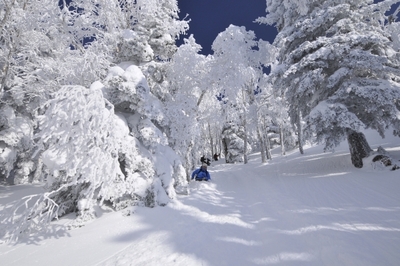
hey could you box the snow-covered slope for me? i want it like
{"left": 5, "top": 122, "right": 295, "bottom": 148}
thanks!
{"left": 1, "top": 130, "right": 399, "bottom": 266}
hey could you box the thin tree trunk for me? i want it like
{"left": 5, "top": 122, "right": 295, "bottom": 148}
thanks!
{"left": 1, "top": 50, "right": 12, "bottom": 92}
{"left": 208, "top": 122, "right": 214, "bottom": 156}
{"left": 196, "top": 90, "right": 206, "bottom": 106}
{"left": 257, "top": 125, "right": 266, "bottom": 163}
{"left": 280, "top": 125, "right": 286, "bottom": 156}
{"left": 262, "top": 118, "right": 272, "bottom": 160}
{"left": 297, "top": 109, "right": 304, "bottom": 154}
{"left": 265, "top": 131, "right": 272, "bottom": 160}
{"left": 242, "top": 89, "right": 248, "bottom": 164}
{"left": 215, "top": 131, "right": 220, "bottom": 155}
{"left": 243, "top": 124, "right": 248, "bottom": 164}
{"left": 184, "top": 141, "right": 194, "bottom": 182}
{"left": 216, "top": 130, "right": 222, "bottom": 158}
{"left": 222, "top": 136, "right": 229, "bottom": 163}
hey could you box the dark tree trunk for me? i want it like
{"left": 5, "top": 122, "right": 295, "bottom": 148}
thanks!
{"left": 297, "top": 109, "right": 304, "bottom": 155}
{"left": 347, "top": 130, "right": 373, "bottom": 168}
{"left": 222, "top": 137, "right": 229, "bottom": 163}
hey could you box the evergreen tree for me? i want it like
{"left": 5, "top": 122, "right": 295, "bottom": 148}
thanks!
{"left": 259, "top": 0, "right": 400, "bottom": 167}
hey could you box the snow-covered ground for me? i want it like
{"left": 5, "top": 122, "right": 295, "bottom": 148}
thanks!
{"left": 1, "top": 130, "right": 400, "bottom": 266}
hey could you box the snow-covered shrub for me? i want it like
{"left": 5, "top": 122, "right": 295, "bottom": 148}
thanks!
{"left": 36, "top": 84, "right": 124, "bottom": 214}
{"left": 222, "top": 122, "right": 252, "bottom": 163}
{"left": 0, "top": 105, "right": 34, "bottom": 184}
{"left": 0, "top": 142, "right": 15, "bottom": 182}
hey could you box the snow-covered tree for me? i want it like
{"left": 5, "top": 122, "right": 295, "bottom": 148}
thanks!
{"left": 132, "top": 0, "right": 189, "bottom": 62}
{"left": 210, "top": 25, "right": 265, "bottom": 163}
{"left": 0, "top": 0, "right": 84, "bottom": 184}
{"left": 387, "top": 5, "right": 400, "bottom": 51}
{"left": 258, "top": 0, "right": 400, "bottom": 167}
{"left": 1, "top": 63, "right": 189, "bottom": 242}
{"left": 59, "top": 0, "right": 188, "bottom": 81}
{"left": 221, "top": 122, "right": 248, "bottom": 163}
{"left": 0, "top": 0, "right": 67, "bottom": 96}
{"left": 3, "top": 0, "right": 189, "bottom": 163}
{"left": 0, "top": 0, "right": 199, "bottom": 244}
{"left": 163, "top": 35, "right": 214, "bottom": 174}
{"left": 256, "top": 74, "right": 297, "bottom": 160}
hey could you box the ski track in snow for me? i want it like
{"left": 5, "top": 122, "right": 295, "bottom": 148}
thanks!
{"left": 1, "top": 133, "right": 400, "bottom": 266}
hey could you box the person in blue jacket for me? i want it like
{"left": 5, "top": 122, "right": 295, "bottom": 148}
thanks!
{"left": 191, "top": 163, "right": 211, "bottom": 181}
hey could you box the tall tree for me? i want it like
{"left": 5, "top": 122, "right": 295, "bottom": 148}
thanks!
{"left": 164, "top": 35, "right": 212, "bottom": 176}
{"left": 0, "top": 0, "right": 80, "bottom": 184}
{"left": 210, "top": 25, "right": 263, "bottom": 163}
{"left": 258, "top": 0, "right": 400, "bottom": 167}
{"left": 0, "top": 0, "right": 191, "bottom": 242}
{"left": 387, "top": 7, "right": 400, "bottom": 51}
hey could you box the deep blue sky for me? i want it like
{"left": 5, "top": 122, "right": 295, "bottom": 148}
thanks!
{"left": 177, "top": 0, "right": 277, "bottom": 55}
{"left": 177, "top": 0, "right": 400, "bottom": 55}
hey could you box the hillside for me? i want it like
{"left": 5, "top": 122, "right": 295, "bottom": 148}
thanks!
{"left": 1, "top": 130, "right": 400, "bottom": 266}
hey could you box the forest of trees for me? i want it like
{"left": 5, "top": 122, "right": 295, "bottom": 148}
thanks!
{"left": 0, "top": 0, "right": 399, "bottom": 242}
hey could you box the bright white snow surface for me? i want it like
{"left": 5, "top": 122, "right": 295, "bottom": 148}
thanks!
{"left": 1, "top": 130, "right": 400, "bottom": 266}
